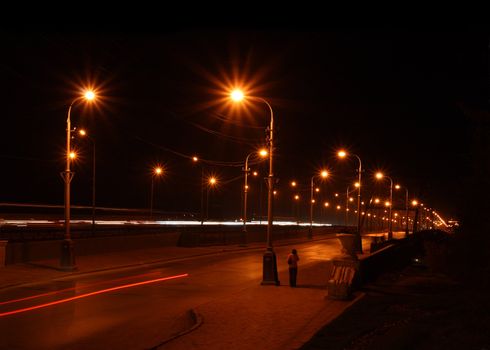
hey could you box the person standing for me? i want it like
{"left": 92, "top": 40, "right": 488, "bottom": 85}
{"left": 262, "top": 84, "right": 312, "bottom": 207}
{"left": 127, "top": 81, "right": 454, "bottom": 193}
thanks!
{"left": 287, "top": 248, "right": 300, "bottom": 287}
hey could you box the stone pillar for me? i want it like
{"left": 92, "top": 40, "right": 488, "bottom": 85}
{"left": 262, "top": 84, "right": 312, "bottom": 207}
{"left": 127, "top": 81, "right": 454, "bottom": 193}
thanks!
{"left": 327, "top": 234, "right": 359, "bottom": 300}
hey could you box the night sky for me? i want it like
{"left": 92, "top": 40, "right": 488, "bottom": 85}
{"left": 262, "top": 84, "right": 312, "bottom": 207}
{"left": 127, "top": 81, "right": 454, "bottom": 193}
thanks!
{"left": 0, "top": 28, "right": 488, "bottom": 221}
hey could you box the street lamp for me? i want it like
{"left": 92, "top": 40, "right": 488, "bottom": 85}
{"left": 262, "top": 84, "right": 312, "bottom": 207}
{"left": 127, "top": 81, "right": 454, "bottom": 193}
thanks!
{"left": 375, "top": 172, "right": 394, "bottom": 240}
{"left": 191, "top": 156, "right": 206, "bottom": 226}
{"left": 78, "top": 129, "right": 96, "bottom": 235}
{"left": 61, "top": 90, "right": 95, "bottom": 271}
{"left": 337, "top": 150, "right": 363, "bottom": 253}
{"left": 206, "top": 176, "right": 217, "bottom": 221}
{"left": 411, "top": 199, "right": 419, "bottom": 233}
{"left": 150, "top": 166, "right": 164, "bottom": 219}
{"left": 345, "top": 184, "right": 357, "bottom": 226}
{"left": 309, "top": 170, "right": 329, "bottom": 239}
{"left": 395, "top": 184, "right": 410, "bottom": 238}
{"left": 242, "top": 148, "right": 268, "bottom": 246}
{"left": 230, "top": 89, "right": 279, "bottom": 285}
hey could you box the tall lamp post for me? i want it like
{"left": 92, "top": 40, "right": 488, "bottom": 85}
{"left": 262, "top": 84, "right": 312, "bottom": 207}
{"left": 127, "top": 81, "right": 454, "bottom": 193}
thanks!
{"left": 205, "top": 176, "right": 217, "bottom": 221}
{"left": 375, "top": 172, "right": 394, "bottom": 240}
{"left": 242, "top": 149, "right": 268, "bottom": 246}
{"left": 61, "top": 90, "right": 95, "bottom": 271}
{"left": 231, "top": 89, "right": 279, "bottom": 285}
{"left": 191, "top": 156, "right": 206, "bottom": 226}
{"left": 150, "top": 166, "right": 163, "bottom": 219}
{"left": 78, "top": 129, "right": 96, "bottom": 235}
{"left": 395, "top": 184, "right": 410, "bottom": 237}
{"left": 337, "top": 150, "right": 363, "bottom": 253}
{"left": 345, "top": 184, "right": 357, "bottom": 226}
{"left": 309, "top": 170, "right": 329, "bottom": 239}
{"left": 411, "top": 200, "right": 419, "bottom": 233}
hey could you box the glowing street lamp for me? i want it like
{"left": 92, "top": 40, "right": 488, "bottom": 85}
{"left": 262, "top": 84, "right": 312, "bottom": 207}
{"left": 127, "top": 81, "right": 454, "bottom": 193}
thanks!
{"left": 242, "top": 148, "right": 268, "bottom": 245}
{"left": 345, "top": 184, "right": 357, "bottom": 226}
{"left": 60, "top": 89, "right": 96, "bottom": 271}
{"left": 375, "top": 172, "right": 394, "bottom": 240}
{"left": 337, "top": 149, "right": 363, "bottom": 253}
{"left": 150, "top": 166, "right": 164, "bottom": 219}
{"left": 411, "top": 200, "right": 419, "bottom": 233}
{"left": 395, "top": 183, "right": 410, "bottom": 237}
{"left": 191, "top": 156, "right": 206, "bottom": 225}
{"left": 309, "top": 169, "right": 329, "bottom": 238}
{"left": 231, "top": 89, "right": 279, "bottom": 285}
{"left": 206, "top": 176, "right": 217, "bottom": 221}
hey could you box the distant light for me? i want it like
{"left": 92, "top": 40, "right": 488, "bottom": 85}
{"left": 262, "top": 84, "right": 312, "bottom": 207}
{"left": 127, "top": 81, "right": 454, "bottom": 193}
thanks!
{"left": 324, "top": 202, "right": 329, "bottom": 207}
{"left": 273, "top": 190, "right": 277, "bottom": 195}
{"left": 395, "top": 184, "right": 401, "bottom": 189}
{"left": 411, "top": 200, "right": 418, "bottom": 206}
{"left": 209, "top": 177, "right": 217, "bottom": 185}
{"left": 291, "top": 181, "right": 297, "bottom": 187}
{"left": 315, "top": 188, "right": 320, "bottom": 192}
{"left": 311, "top": 199, "right": 315, "bottom": 203}
{"left": 230, "top": 89, "right": 244, "bottom": 102}
{"left": 192, "top": 156, "right": 198, "bottom": 162}
{"left": 349, "top": 198, "right": 354, "bottom": 202}
{"left": 154, "top": 167, "right": 163, "bottom": 175}
{"left": 354, "top": 182, "right": 360, "bottom": 188}
{"left": 374, "top": 198, "right": 380, "bottom": 203}
{"left": 79, "top": 129, "right": 87, "bottom": 136}
{"left": 69, "top": 152, "right": 76, "bottom": 159}
{"left": 337, "top": 150, "right": 347, "bottom": 158}
{"left": 336, "top": 205, "right": 341, "bottom": 210}
{"left": 253, "top": 171, "right": 258, "bottom": 176}
{"left": 294, "top": 195, "right": 300, "bottom": 200}
{"left": 385, "top": 201, "right": 390, "bottom": 207}
{"left": 320, "top": 170, "right": 329, "bottom": 178}
{"left": 259, "top": 149, "right": 268, "bottom": 157}
{"left": 334, "top": 193, "right": 339, "bottom": 197}
{"left": 375, "top": 172, "right": 383, "bottom": 179}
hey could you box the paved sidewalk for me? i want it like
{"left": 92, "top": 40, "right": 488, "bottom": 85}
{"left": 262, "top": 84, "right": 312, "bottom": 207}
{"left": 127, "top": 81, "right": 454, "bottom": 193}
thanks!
{"left": 160, "top": 260, "right": 363, "bottom": 350}
{"left": 0, "top": 234, "right": 370, "bottom": 349}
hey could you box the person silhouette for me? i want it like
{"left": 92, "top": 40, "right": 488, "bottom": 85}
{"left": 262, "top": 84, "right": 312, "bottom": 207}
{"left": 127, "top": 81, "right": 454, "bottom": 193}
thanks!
{"left": 287, "top": 248, "right": 300, "bottom": 287}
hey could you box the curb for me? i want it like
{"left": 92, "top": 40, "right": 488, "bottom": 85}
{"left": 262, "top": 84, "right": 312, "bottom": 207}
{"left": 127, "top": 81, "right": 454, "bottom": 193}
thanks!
{"left": 148, "top": 308, "right": 203, "bottom": 349}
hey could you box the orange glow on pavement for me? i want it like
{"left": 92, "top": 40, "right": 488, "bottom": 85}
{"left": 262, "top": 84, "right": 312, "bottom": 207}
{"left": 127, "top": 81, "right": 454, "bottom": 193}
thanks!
{"left": 0, "top": 273, "right": 188, "bottom": 318}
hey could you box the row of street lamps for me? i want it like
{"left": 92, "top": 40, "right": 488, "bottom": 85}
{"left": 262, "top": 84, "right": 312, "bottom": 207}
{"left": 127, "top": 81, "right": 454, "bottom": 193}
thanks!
{"left": 60, "top": 88, "right": 426, "bottom": 288}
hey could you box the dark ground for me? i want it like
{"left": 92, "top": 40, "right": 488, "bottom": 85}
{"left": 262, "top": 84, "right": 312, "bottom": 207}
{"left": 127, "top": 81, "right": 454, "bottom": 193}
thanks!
{"left": 302, "top": 263, "right": 490, "bottom": 350}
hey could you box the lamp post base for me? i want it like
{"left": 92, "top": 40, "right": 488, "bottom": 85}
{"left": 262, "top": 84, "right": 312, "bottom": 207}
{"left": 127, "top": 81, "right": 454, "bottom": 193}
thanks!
{"left": 261, "top": 249, "right": 280, "bottom": 285}
{"left": 60, "top": 239, "right": 77, "bottom": 271}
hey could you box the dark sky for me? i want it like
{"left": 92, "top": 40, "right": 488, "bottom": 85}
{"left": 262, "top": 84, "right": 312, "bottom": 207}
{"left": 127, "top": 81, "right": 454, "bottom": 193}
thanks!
{"left": 0, "top": 28, "right": 488, "bottom": 221}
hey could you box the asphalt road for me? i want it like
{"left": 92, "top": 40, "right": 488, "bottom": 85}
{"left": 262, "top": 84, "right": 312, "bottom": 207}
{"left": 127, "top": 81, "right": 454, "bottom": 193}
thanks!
{"left": 0, "top": 239, "right": 341, "bottom": 349}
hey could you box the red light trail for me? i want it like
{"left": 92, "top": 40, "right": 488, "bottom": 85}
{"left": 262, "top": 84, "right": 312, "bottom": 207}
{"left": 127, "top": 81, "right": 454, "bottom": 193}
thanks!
{"left": 0, "top": 272, "right": 160, "bottom": 306}
{"left": 0, "top": 273, "right": 188, "bottom": 318}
